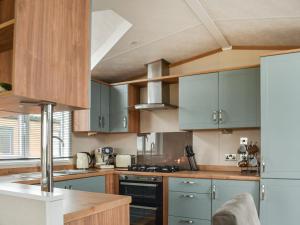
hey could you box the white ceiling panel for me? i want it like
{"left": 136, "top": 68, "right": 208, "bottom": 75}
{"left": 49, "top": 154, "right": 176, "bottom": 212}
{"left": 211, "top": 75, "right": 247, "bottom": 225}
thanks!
{"left": 93, "top": 0, "right": 200, "bottom": 58}
{"left": 92, "top": 24, "right": 219, "bottom": 82}
{"left": 217, "top": 18, "right": 300, "bottom": 46}
{"left": 200, "top": 0, "right": 300, "bottom": 21}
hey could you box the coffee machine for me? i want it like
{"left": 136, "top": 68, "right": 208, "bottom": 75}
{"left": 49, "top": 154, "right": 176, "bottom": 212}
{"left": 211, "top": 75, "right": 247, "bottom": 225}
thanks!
{"left": 95, "top": 147, "right": 115, "bottom": 169}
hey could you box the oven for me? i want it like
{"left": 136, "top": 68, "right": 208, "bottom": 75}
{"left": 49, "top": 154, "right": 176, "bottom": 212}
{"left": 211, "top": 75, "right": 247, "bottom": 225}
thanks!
{"left": 119, "top": 175, "right": 163, "bottom": 225}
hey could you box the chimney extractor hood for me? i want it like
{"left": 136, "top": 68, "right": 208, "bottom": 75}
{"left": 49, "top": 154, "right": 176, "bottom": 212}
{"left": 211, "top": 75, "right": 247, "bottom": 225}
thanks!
{"left": 134, "top": 59, "right": 177, "bottom": 110}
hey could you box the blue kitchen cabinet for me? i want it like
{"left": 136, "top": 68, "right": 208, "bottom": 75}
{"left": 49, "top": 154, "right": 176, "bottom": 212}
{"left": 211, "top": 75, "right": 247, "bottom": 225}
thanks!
{"left": 90, "top": 81, "right": 101, "bottom": 131}
{"left": 54, "top": 176, "right": 105, "bottom": 193}
{"left": 179, "top": 73, "right": 219, "bottom": 130}
{"left": 211, "top": 179, "right": 260, "bottom": 214}
{"left": 169, "top": 216, "right": 211, "bottom": 225}
{"left": 100, "top": 83, "right": 110, "bottom": 132}
{"left": 179, "top": 68, "right": 260, "bottom": 130}
{"left": 260, "top": 179, "right": 300, "bottom": 225}
{"left": 261, "top": 52, "right": 300, "bottom": 179}
{"left": 110, "top": 84, "right": 129, "bottom": 132}
{"left": 169, "top": 178, "right": 211, "bottom": 224}
{"left": 89, "top": 81, "right": 110, "bottom": 132}
{"left": 218, "top": 67, "right": 260, "bottom": 128}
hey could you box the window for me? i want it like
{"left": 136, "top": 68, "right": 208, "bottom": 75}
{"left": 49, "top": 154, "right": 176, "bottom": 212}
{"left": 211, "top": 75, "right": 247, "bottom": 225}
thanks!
{"left": 0, "top": 111, "right": 72, "bottom": 160}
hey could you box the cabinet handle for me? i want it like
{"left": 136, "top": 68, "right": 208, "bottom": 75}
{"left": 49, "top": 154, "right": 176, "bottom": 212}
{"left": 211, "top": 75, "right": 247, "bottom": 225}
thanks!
{"left": 262, "top": 161, "right": 266, "bottom": 173}
{"left": 123, "top": 116, "right": 127, "bottom": 128}
{"left": 219, "top": 110, "right": 224, "bottom": 124}
{"left": 98, "top": 116, "right": 102, "bottom": 128}
{"left": 182, "top": 181, "right": 195, "bottom": 185}
{"left": 179, "top": 220, "right": 194, "bottom": 224}
{"left": 261, "top": 184, "right": 265, "bottom": 200}
{"left": 181, "top": 194, "right": 195, "bottom": 198}
{"left": 102, "top": 116, "right": 105, "bottom": 128}
{"left": 212, "top": 111, "right": 218, "bottom": 124}
{"left": 212, "top": 185, "right": 216, "bottom": 199}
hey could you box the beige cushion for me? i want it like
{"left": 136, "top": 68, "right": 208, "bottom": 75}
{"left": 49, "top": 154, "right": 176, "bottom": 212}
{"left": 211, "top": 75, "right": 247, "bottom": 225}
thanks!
{"left": 213, "top": 193, "right": 261, "bottom": 225}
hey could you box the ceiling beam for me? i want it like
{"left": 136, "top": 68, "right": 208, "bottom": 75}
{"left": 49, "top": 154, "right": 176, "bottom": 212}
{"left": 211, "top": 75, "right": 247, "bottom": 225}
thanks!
{"left": 184, "top": 0, "right": 231, "bottom": 50}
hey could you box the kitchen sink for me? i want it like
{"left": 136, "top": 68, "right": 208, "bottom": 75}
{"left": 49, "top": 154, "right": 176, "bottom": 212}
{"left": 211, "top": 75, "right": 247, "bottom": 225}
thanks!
{"left": 54, "top": 169, "right": 97, "bottom": 175}
{"left": 12, "top": 169, "right": 97, "bottom": 180}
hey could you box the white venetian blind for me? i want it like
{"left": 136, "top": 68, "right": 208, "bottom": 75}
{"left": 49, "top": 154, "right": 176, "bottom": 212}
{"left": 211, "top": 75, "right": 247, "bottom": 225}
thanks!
{"left": 0, "top": 111, "right": 72, "bottom": 160}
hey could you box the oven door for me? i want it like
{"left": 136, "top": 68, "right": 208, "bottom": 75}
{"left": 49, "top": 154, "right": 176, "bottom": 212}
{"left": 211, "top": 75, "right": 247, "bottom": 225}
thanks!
{"left": 119, "top": 181, "right": 162, "bottom": 206}
{"left": 130, "top": 205, "right": 162, "bottom": 225}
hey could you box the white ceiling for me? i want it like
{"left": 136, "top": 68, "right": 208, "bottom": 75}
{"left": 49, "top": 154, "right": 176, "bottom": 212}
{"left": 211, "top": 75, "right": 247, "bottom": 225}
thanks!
{"left": 92, "top": 0, "right": 300, "bottom": 82}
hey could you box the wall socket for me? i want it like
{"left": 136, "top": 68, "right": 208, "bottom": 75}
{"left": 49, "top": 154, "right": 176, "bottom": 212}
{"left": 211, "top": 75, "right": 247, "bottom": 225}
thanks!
{"left": 240, "top": 137, "right": 248, "bottom": 145}
{"left": 225, "top": 154, "right": 237, "bottom": 161}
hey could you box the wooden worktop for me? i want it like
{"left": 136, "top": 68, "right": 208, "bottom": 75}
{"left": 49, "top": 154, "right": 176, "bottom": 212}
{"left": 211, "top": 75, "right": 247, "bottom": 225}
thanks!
{"left": 11, "top": 168, "right": 259, "bottom": 186}
{"left": 114, "top": 170, "right": 260, "bottom": 181}
{"left": 60, "top": 188, "right": 131, "bottom": 223}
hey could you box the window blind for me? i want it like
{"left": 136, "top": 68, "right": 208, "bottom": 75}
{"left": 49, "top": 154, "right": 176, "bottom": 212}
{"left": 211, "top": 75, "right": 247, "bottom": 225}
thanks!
{"left": 0, "top": 111, "right": 72, "bottom": 160}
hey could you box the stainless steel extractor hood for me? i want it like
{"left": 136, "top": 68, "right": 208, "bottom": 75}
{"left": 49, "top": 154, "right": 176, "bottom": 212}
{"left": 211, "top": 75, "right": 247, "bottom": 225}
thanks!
{"left": 134, "top": 59, "right": 177, "bottom": 110}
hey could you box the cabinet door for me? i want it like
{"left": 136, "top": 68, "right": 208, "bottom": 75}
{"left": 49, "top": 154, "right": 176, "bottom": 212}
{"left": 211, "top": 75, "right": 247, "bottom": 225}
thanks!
{"left": 100, "top": 84, "right": 110, "bottom": 132}
{"left": 218, "top": 67, "right": 260, "bottom": 128}
{"left": 110, "top": 85, "right": 128, "bottom": 132}
{"left": 169, "top": 216, "right": 211, "bottom": 225}
{"left": 212, "top": 179, "right": 260, "bottom": 214}
{"left": 261, "top": 53, "right": 300, "bottom": 179}
{"left": 260, "top": 179, "right": 300, "bottom": 225}
{"left": 169, "top": 191, "right": 211, "bottom": 220}
{"left": 90, "top": 81, "right": 101, "bottom": 131}
{"left": 54, "top": 176, "right": 105, "bottom": 193}
{"left": 179, "top": 73, "right": 219, "bottom": 129}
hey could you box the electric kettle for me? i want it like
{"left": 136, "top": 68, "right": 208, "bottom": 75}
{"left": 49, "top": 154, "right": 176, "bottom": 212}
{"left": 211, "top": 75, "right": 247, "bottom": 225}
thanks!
{"left": 76, "top": 152, "right": 92, "bottom": 169}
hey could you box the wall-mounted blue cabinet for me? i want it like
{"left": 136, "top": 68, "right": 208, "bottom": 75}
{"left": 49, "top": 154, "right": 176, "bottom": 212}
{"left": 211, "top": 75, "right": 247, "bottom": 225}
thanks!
{"left": 218, "top": 68, "right": 260, "bottom": 128}
{"left": 110, "top": 84, "right": 129, "bottom": 132}
{"left": 54, "top": 176, "right": 105, "bottom": 193}
{"left": 74, "top": 83, "right": 139, "bottom": 133}
{"left": 179, "top": 67, "right": 260, "bottom": 130}
{"left": 261, "top": 52, "right": 300, "bottom": 179}
{"left": 179, "top": 73, "right": 219, "bottom": 130}
{"left": 260, "top": 179, "right": 300, "bottom": 225}
{"left": 211, "top": 179, "right": 260, "bottom": 214}
{"left": 90, "top": 81, "right": 110, "bottom": 132}
{"left": 110, "top": 84, "right": 140, "bottom": 133}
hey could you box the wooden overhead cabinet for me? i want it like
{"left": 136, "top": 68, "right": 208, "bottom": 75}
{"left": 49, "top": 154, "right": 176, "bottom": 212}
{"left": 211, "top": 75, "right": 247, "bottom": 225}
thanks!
{"left": 0, "top": 0, "right": 90, "bottom": 113}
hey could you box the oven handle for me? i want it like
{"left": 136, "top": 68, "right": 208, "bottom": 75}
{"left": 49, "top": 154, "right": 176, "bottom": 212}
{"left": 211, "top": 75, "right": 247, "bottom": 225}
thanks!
{"left": 120, "top": 182, "right": 158, "bottom": 187}
{"left": 130, "top": 205, "right": 158, "bottom": 211}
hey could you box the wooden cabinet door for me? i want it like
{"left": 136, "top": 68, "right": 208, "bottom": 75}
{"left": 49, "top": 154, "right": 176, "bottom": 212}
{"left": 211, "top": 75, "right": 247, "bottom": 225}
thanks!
{"left": 90, "top": 81, "right": 101, "bottom": 132}
{"left": 261, "top": 53, "right": 300, "bottom": 179}
{"left": 54, "top": 176, "right": 106, "bottom": 193}
{"left": 100, "top": 83, "right": 110, "bottom": 132}
{"left": 218, "top": 67, "right": 260, "bottom": 128}
{"left": 260, "top": 179, "right": 300, "bottom": 225}
{"left": 211, "top": 179, "right": 260, "bottom": 215}
{"left": 179, "top": 73, "right": 219, "bottom": 130}
{"left": 110, "top": 85, "right": 128, "bottom": 132}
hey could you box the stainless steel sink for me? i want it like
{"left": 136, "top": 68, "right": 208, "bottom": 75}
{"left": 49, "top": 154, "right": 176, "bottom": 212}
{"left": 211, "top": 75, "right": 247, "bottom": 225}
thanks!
{"left": 54, "top": 169, "right": 97, "bottom": 175}
{"left": 12, "top": 169, "right": 97, "bottom": 180}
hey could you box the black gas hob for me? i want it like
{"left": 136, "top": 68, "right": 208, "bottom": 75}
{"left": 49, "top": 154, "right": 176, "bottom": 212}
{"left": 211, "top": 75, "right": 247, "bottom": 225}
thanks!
{"left": 128, "top": 164, "right": 180, "bottom": 173}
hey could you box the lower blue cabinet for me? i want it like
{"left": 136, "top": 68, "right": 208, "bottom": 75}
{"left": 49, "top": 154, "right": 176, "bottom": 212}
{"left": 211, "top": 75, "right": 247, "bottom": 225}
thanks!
{"left": 260, "top": 179, "right": 300, "bottom": 225}
{"left": 54, "top": 176, "right": 105, "bottom": 193}
{"left": 212, "top": 179, "right": 260, "bottom": 214}
{"left": 169, "top": 191, "right": 211, "bottom": 220}
{"left": 169, "top": 216, "right": 211, "bottom": 225}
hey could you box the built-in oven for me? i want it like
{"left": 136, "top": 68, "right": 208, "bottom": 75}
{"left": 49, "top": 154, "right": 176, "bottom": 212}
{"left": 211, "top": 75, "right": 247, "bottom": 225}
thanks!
{"left": 119, "top": 175, "right": 163, "bottom": 225}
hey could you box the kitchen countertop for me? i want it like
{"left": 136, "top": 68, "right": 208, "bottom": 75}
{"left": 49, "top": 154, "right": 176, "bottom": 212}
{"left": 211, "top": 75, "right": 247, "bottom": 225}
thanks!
{"left": 0, "top": 169, "right": 259, "bottom": 185}
{"left": 0, "top": 182, "right": 131, "bottom": 224}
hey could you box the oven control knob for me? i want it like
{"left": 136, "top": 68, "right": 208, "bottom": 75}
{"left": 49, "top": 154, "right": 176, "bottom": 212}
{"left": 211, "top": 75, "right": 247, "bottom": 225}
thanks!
{"left": 151, "top": 177, "right": 157, "bottom": 181}
{"left": 124, "top": 176, "right": 128, "bottom": 180}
